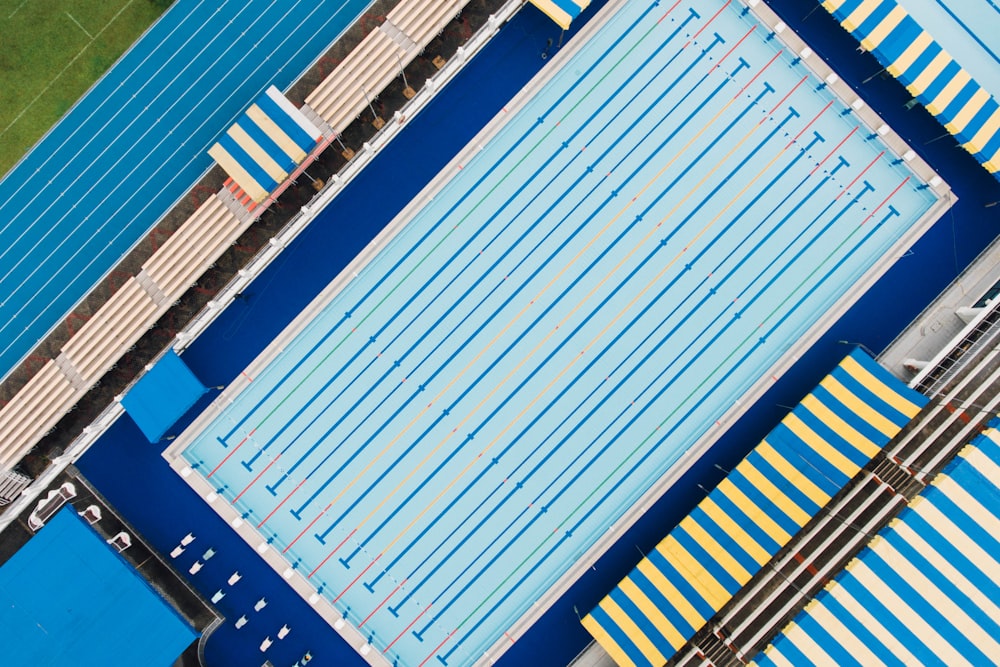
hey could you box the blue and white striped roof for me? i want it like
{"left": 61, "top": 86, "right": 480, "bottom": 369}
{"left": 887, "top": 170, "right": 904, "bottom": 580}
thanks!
{"left": 821, "top": 0, "right": 1000, "bottom": 179}
{"left": 582, "top": 350, "right": 928, "bottom": 667}
{"left": 755, "top": 425, "right": 1000, "bottom": 666}
{"left": 208, "top": 86, "right": 323, "bottom": 203}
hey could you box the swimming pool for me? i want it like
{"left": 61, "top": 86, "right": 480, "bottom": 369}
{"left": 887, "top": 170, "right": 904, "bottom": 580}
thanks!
{"left": 172, "top": 1, "right": 941, "bottom": 664}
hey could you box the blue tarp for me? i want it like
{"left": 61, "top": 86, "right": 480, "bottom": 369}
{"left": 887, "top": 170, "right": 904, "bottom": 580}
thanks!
{"left": 0, "top": 508, "right": 196, "bottom": 666}
{"left": 122, "top": 349, "right": 208, "bottom": 443}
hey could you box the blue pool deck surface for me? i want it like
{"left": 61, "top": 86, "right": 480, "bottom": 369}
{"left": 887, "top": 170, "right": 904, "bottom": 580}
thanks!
{"left": 0, "top": 0, "right": 373, "bottom": 380}
{"left": 171, "top": 1, "right": 943, "bottom": 664}
{"left": 895, "top": 0, "right": 1000, "bottom": 99}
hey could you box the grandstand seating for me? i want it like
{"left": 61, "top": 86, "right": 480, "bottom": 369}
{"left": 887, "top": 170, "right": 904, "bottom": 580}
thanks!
{"left": 305, "top": 0, "right": 473, "bottom": 134}
{"left": 0, "top": 195, "right": 245, "bottom": 473}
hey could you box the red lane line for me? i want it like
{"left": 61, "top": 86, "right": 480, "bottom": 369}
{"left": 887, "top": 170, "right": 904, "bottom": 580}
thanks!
{"left": 359, "top": 578, "right": 407, "bottom": 628}
{"left": 418, "top": 630, "right": 457, "bottom": 667}
{"left": 811, "top": 126, "right": 858, "bottom": 176}
{"left": 657, "top": 0, "right": 683, "bottom": 24}
{"left": 859, "top": 176, "right": 910, "bottom": 225}
{"left": 692, "top": 0, "right": 731, "bottom": 41}
{"left": 207, "top": 429, "right": 255, "bottom": 478}
{"left": 257, "top": 477, "right": 308, "bottom": 529}
{"left": 233, "top": 453, "right": 279, "bottom": 503}
{"left": 385, "top": 604, "right": 433, "bottom": 652}
{"left": 732, "top": 49, "right": 783, "bottom": 100}
{"left": 333, "top": 554, "right": 381, "bottom": 604}
{"left": 785, "top": 100, "right": 834, "bottom": 149}
{"left": 836, "top": 150, "right": 885, "bottom": 200}
{"left": 709, "top": 25, "right": 757, "bottom": 74}
{"left": 307, "top": 528, "right": 357, "bottom": 578}
{"left": 759, "top": 75, "right": 808, "bottom": 126}
{"left": 283, "top": 503, "right": 333, "bottom": 553}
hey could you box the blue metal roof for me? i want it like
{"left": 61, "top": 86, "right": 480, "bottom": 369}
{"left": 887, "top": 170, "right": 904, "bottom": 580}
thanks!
{"left": 0, "top": 508, "right": 196, "bottom": 665}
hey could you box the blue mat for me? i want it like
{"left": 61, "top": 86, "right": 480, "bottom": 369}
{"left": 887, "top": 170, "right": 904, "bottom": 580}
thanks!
{"left": 0, "top": 508, "right": 196, "bottom": 666}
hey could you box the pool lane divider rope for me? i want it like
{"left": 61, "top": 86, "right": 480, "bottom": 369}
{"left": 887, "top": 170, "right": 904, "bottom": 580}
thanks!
{"left": 237, "top": 5, "right": 703, "bottom": 485}
{"left": 209, "top": 2, "right": 676, "bottom": 501}
{"left": 394, "top": 94, "right": 856, "bottom": 664}
{"left": 214, "top": 1, "right": 669, "bottom": 446}
{"left": 271, "top": 12, "right": 739, "bottom": 551}
{"left": 362, "top": 125, "right": 834, "bottom": 599}
{"left": 335, "top": 91, "right": 803, "bottom": 568}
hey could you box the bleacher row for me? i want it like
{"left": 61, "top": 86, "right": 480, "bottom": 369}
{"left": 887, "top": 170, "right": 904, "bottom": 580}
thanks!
{"left": 0, "top": 196, "right": 246, "bottom": 472}
{"left": 0, "top": 0, "right": 475, "bottom": 479}
{"left": 304, "top": 0, "right": 470, "bottom": 136}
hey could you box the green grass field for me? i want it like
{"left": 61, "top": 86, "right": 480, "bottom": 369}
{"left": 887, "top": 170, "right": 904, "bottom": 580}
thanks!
{"left": 0, "top": 0, "right": 170, "bottom": 177}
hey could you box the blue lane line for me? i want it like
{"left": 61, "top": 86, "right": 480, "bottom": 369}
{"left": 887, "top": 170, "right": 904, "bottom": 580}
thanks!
{"left": 417, "top": 152, "right": 866, "bottom": 641}
{"left": 338, "top": 99, "right": 794, "bottom": 570}
{"left": 439, "top": 189, "right": 902, "bottom": 661}
{"left": 366, "top": 129, "right": 826, "bottom": 595}
{"left": 237, "top": 15, "right": 695, "bottom": 477}
{"left": 398, "top": 102, "right": 796, "bottom": 633}
{"left": 299, "top": 31, "right": 735, "bottom": 539}
{"left": 216, "top": 1, "right": 663, "bottom": 443}
{"left": 272, "top": 40, "right": 747, "bottom": 526}
{"left": 299, "top": 55, "right": 757, "bottom": 538}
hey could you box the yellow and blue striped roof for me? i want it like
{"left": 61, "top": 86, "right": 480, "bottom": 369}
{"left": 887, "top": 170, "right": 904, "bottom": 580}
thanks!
{"left": 821, "top": 0, "right": 1000, "bottom": 179}
{"left": 582, "top": 350, "right": 927, "bottom": 667}
{"left": 528, "top": 0, "right": 590, "bottom": 31}
{"left": 755, "top": 425, "right": 1000, "bottom": 666}
{"left": 208, "top": 86, "right": 322, "bottom": 203}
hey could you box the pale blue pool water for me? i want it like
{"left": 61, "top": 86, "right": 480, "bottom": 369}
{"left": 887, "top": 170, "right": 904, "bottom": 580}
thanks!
{"left": 182, "top": 2, "right": 938, "bottom": 664}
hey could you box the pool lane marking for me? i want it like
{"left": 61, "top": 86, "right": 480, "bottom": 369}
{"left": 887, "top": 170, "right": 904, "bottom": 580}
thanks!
{"left": 358, "top": 577, "right": 407, "bottom": 628}
{"left": 282, "top": 53, "right": 778, "bottom": 553}
{"left": 296, "top": 41, "right": 745, "bottom": 524}
{"left": 256, "top": 30, "right": 736, "bottom": 525}
{"left": 435, "top": 178, "right": 910, "bottom": 656}
{"left": 364, "top": 126, "right": 832, "bottom": 597}
{"left": 308, "top": 47, "right": 766, "bottom": 555}
{"left": 209, "top": 0, "right": 678, "bottom": 469}
{"left": 398, "top": 145, "right": 851, "bottom": 621}
{"left": 220, "top": 3, "right": 674, "bottom": 450}
{"left": 214, "top": 1, "right": 671, "bottom": 445}
{"left": 394, "top": 112, "right": 850, "bottom": 637}
{"left": 237, "top": 11, "right": 700, "bottom": 478}
{"left": 317, "top": 84, "right": 802, "bottom": 599}
{"left": 340, "top": 97, "right": 811, "bottom": 566}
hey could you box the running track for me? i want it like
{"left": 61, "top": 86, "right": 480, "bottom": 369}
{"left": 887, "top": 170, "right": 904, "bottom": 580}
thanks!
{"left": 0, "top": 0, "right": 373, "bottom": 379}
{"left": 181, "top": 2, "right": 938, "bottom": 664}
